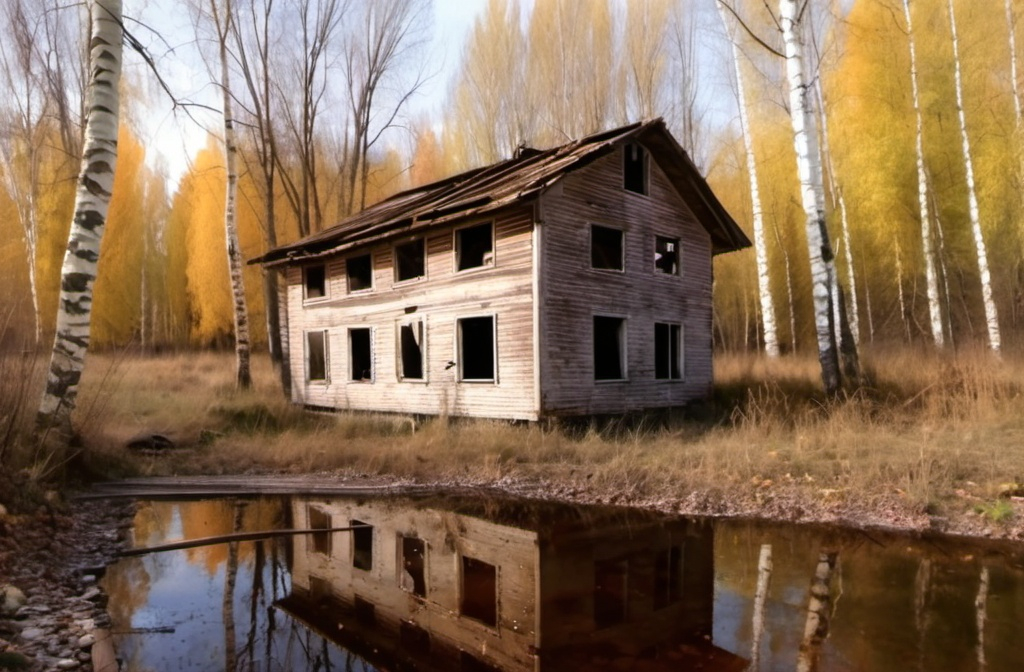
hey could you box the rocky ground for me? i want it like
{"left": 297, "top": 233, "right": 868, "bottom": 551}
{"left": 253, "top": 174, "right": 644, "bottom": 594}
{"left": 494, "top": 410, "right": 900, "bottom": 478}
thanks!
{"left": 0, "top": 496, "right": 132, "bottom": 672}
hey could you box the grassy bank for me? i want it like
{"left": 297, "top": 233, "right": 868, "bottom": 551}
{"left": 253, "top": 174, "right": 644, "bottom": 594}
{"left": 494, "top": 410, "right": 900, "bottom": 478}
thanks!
{"left": 61, "top": 347, "right": 1024, "bottom": 536}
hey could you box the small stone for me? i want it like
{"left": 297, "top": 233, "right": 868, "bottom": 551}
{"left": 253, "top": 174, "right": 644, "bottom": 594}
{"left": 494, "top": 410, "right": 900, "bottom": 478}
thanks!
{"left": 0, "top": 584, "right": 27, "bottom": 616}
{"left": 55, "top": 658, "right": 80, "bottom": 669}
{"left": 74, "top": 619, "right": 95, "bottom": 633}
{"left": 19, "top": 627, "right": 46, "bottom": 641}
{"left": 80, "top": 575, "right": 97, "bottom": 585}
{"left": 78, "top": 651, "right": 91, "bottom": 662}
{"left": 78, "top": 634, "right": 95, "bottom": 648}
{"left": 80, "top": 587, "right": 101, "bottom": 602}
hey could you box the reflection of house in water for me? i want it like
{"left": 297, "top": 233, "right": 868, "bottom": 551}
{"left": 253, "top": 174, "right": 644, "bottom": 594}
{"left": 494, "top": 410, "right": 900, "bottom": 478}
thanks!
{"left": 277, "top": 495, "right": 746, "bottom": 671}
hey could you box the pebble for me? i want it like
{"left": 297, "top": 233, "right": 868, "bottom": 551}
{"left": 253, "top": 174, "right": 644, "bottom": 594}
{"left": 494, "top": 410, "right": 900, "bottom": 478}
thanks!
{"left": 80, "top": 587, "right": 101, "bottom": 602}
{"left": 55, "top": 658, "right": 80, "bottom": 669}
{"left": 78, "top": 633, "right": 95, "bottom": 648}
{"left": 19, "top": 627, "right": 46, "bottom": 641}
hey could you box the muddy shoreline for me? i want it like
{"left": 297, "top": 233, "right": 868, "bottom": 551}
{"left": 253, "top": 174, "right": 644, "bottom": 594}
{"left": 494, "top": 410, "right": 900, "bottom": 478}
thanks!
{"left": 2, "top": 472, "right": 1022, "bottom": 670}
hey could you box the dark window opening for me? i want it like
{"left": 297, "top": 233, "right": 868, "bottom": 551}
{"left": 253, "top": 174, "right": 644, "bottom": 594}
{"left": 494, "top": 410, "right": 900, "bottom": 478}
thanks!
{"left": 655, "top": 236, "right": 679, "bottom": 275}
{"left": 307, "top": 506, "right": 332, "bottom": 555}
{"left": 354, "top": 595, "right": 376, "bottom": 626}
{"left": 653, "top": 546, "right": 683, "bottom": 610}
{"left": 461, "top": 556, "right": 497, "bottom": 626}
{"left": 591, "top": 225, "right": 624, "bottom": 271}
{"left": 401, "top": 536, "right": 427, "bottom": 597}
{"left": 347, "top": 254, "right": 372, "bottom": 292}
{"left": 400, "top": 620, "right": 431, "bottom": 654}
{"left": 395, "top": 239, "right": 425, "bottom": 281}
{"left": 594, "top": 316, "right": 626, "bottom": 381}
{"left": 458, "top": 316, "right": 495, "bottom": 381}
{"left": 400, "top": 322, "right": 424, "bottom": 380}
{"left": 309, "top": 575, "right": 330, "bottom": 604}
{"left": 352, "top": 519, "right": 373, "bottom": 571}
{"left": 456, "top": 222, "right": 494, "bottom": 271}
{"left": 304, "top": 264, "right": 326, "bottom": 299}
{"left": 594, "top": 558, "right": 628, "bottom": 628}
{"left": 460, "top": 652, "right": 499, "bottom": 672}
{"left": 349, "top": 328, "right": 372, "bottom": 381}
{"left": 306, "top": 331, "right": 328, "bottom": 382}
{"left": 624, "top": 143, "right": 647, "bottom": 195}
{"left": 655, "top": 323, "right": 681, "bottom": 380}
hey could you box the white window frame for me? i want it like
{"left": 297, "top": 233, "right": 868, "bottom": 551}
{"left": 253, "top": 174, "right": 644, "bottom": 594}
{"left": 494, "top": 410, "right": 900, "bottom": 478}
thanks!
{"left": 397, "top": 316, "right": 428, "bottom": 383}
{"left": 453, "top": 220, "right": 495, "bottom": 274}
{"left": 305, "top": 329, "right": 330, "bottom": 384}
{"left": 455, "top": 314, "right": 498, "bottom": 384}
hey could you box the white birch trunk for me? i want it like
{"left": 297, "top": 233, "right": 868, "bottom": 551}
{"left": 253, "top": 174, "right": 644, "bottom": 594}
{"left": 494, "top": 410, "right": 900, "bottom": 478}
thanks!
{"left": 750, "top": 544, "right": 772, "bottom": 671}
{"left": 948, "top": 0, "right": 1001, "bottom": 353}
{"left": 904, "top": 0, "right": 945, "bottom": 348}
{"left": 975, "top": 565, "right": 989, "bottom": 670}
{"left": 796, "top": 551, "right": 838, "bottom": 672}
{"left": 780, "top": 0, "right": 841, "bottom": 392}
{"left": 215, "top": 0, "right": 252, "bottom": 388}
{"left": 1007, "top": 0, "right": 1022, "bottom": 127}
{"left": 36, "top": 0, "right": 122, "bottom": 442}
{"left": 896, "top": 240, "right": 910, "bottom": 342}
{"left": 717, "top": 1, "right": 779, "bottom": 358}
{"left": 838, "top": 193, "right": 860, "bottom": 345}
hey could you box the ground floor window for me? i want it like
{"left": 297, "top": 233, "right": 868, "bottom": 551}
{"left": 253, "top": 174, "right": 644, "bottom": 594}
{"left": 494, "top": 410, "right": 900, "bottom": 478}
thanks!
{"left": 654, "top": 322, "right": 682, "bottom": 380}
{"left": 351, "top": 520, "right": 373, "bottom": 571}
{"left": 399, "top": 319, "right": 425, "bottom": 381}
{"left": 305, "top": 330, "right": 328, "bottom": 382}
{"left": 461, "top": 555, "right": 497, "bottom": 626}
{"left": 349, "top": 328, "right": 373, "bottom": 381}
{"left": 593, "top": 316, "right": 626, "bottom": 381}
{"left": 458, "top": 316, "right": 496, "bottom": 382}
{"left": 400, "top": 536, "right": 427, "bottom": 597}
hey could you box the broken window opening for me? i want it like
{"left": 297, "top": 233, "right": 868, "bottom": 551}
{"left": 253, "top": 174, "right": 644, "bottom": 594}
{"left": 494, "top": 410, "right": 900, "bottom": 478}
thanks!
{"left": 653, "top": 545, "right": 684, "bottom": 610}
{"left": 623, "top": 143, "right": 647, "bottom": 195}
{"left": 395, "top": 239, "right": 425, "bottom": 281}
{"left": 458, "top": 316, "right": 495, "bottom": 382}
{"left": 401, "top": 536, "right": 427, "bottom": 597}
{"left": 456, "top": 222, "right": 494, "bottom": 271}
{"left": 591, "top": 225, "right": 624, "bottom": 271}
{"left": 349, "top": 328, "right": 373, "bottom": 382}
{"left": 306, "top": 330, "right": 328, "bottom": 382}
{"left": 594, "top": 316, "right": 626, "bottom": 381}
{"left": 399, "top": 321, "right": 425, "bottom": 381}
{"left": 460, "top": 555, "right": 497, "bottom": 626}
{"left": 655, "top": 323, "right": 682, "bottom": 380}
{"left": 303, "top": 264, "right": 327, "bottom": 299}
{"left": 594, "top": 558, "right": 628, "bottom": 628}
{"left": 347, "top": 253, "right": 373, "bottom": 292}
{"left": 400, "top": 620, "right": 431, "bottom": 654}
{"left": 351, "top": 519, "right": 373, "bottom": 571}
{"left": 307, "top": 506, "right": 332, "bottom": 556}
{"left": 655, "top": 236, "right": 679, "bottom": 275}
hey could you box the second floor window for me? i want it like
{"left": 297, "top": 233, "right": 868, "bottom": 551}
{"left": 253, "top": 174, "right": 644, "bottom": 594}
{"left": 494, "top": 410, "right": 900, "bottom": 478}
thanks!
{"left": 591, "top": 225, "right": 624, "bottom": 271}
{"left": 395, "top": 239, "right": 425, "bottom": 282}
{"left": 347, "top": 254, "right": 373, "bottom": 292}
{"left": 655, "top": 236, "right": 679, "bottom": 275}
{"left": 303, "top": 264, "right": 327, "bottom": 300}
{"left": 456, "top": 222, "right": 494, "bottom": 271}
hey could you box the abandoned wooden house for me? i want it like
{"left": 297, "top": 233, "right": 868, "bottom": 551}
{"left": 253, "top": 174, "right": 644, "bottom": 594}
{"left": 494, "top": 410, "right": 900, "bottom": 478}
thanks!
{"left": 282, "top": 494, "right": 746, "bottom": 671}
{"left": 252, "top": 119, "right": 750, "bottom": 419}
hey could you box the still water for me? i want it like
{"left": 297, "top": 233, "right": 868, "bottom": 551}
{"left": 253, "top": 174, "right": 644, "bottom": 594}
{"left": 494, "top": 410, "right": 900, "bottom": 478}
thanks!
{"left": 102, "top": 493, "right": 1024, "bottom": 671}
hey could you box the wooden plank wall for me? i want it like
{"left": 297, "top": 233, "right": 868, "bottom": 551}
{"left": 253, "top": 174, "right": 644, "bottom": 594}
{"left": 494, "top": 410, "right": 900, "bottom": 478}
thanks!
{"left": 284, "top": 206, "right": 538, "bottom": 419}
{"left": 289, "top": 497, "right": 539, "bottom": 671}
{"left": 537, "top": 146, "right": 715, "bottom": 415}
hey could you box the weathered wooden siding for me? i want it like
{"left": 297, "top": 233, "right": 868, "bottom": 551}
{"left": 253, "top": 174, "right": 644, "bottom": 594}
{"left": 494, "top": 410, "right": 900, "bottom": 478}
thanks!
{"left": 537, "top": 146, "right": 714, "bottom": 415}
{"left": 289, "top": 497, "right": 539, "bottom": 671}
{"left": 285, "top": 206, "right": 538, "bottom": 419}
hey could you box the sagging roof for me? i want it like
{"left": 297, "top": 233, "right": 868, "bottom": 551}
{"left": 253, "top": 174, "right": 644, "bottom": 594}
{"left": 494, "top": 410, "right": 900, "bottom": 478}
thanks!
{"left": 250, "top": 118, "right": 750, "bottom": 267}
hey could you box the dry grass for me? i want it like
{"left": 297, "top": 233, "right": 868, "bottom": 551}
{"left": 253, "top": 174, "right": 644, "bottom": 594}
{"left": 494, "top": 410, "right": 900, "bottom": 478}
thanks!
{"left": 73, "top": 346, "right": 1024, "bottom": 533}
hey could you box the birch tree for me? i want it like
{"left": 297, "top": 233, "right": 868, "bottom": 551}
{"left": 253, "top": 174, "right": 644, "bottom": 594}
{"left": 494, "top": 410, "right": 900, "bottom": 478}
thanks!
{"left": 903, "top": 0, "right": 944, "bottom": 348}
{"left": 780, "top": 0, "right": 842, "bottom": 392}
{"left": 947, "top": 0, "right": 1001, "bottom": 353}
{"left": 717, "top": 0, "right": 779, "bottom": 358}
{"left": 37, "top": 0, "right": 122, "bottom": 444}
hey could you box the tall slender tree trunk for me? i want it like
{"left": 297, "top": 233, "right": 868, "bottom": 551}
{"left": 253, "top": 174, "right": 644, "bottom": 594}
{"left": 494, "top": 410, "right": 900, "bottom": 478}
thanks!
{"left": 750, "top": 544, "right": 773, "bottom": 671}
{"left": 36, "top": 0, "right": 122, "bottom": 447}
{"left": 903, "top": 0, "right": 945, "bottom": 348}
{"left": 975, "top": 565, "right": 989, "bottom": 670}
{"left": 837, "top": 192, "right": 860, "bottom": 345}
{"left": 796, "top": 551, "right": 838, "bottom": 672}
{"left": 215, "top": 0, "right": 252, "bottom": 388}
{"left": 780, "top": 0, "right": 844, "bottom": 393}
{"left": 718, "top": 1, "right": 779, "bottom": 358}
{"left": 948, "top": 0, "right": 1001, "bottom": 353}
{"left": 1007, "top": 0, "right": 1022, "bottom": 126}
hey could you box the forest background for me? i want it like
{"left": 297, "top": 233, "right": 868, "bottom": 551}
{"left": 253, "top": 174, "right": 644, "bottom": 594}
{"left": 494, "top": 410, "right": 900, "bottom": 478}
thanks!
{"left": 1, "top": 0, "right": 1022, "bottom": 364}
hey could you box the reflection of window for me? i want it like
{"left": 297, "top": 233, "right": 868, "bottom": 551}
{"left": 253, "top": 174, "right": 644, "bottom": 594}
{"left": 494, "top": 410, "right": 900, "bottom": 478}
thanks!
{"left": 594, "top": 316, "right": 626, "bottom": 381}
{"left": 306, "top": 330, "right": 329, "bottom": 382}
{"left": 401, "top": 536, "right": 427, "bottom": 597}
{"left": 456, "top": 222, "right": 494, "bottom": 271}
{"left": 307, "top": 506, "right": 332, "bottom": 555}
{"left": 395, "top": 239, "right": 425, "bottom": 281}
{"left": 460, "top": 651, "right": 499, "bottom": 672}
{"left": 349, "top": 328, "right": 372, "bottom": 382}
{"left": 655, "top": 323, "right": 682, "bottom": 380}
{"left": 654, "top": 545, "right": 683, "bottom": 610}
{"left": 623, "top": 143, "right": 647, "bottom": 195}
{"left": 347, "top": 254, "right": 373, "bottom": 292}
{"left": 304, "top": 264, "right": 327, "bottom": 299}
{"left": 400, "top": 620, "right": 430, "bottom": 654}
{"left": 399, "top": 320, "right": 425, "bottom": 381}
{"left": 655, "top": 236, "right": 679, "bottom": 275}
{"left": 461, "top": 556, "right": 497, "bottom": 626}
{"left": 354, "top": 595, "right": 376, "bottom": 626}
{"left": 594, "top": 558, "right": 628, "bottom": 628}
{"left": 591, "top": 225, "right": 624, "bottom": 271}
{"left": 352, "top": 520, "right": 373, "bottom": 571}
{"left": 458, "top": 316, "right": 495, "bottom": 382}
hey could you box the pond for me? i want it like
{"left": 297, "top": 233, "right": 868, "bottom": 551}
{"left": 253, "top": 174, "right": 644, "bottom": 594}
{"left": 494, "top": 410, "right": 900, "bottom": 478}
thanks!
{"left": 101, "top": 492, "right": 1024, "bottom": 671}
